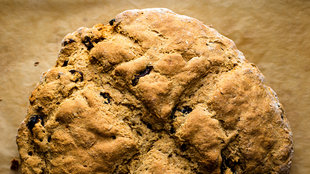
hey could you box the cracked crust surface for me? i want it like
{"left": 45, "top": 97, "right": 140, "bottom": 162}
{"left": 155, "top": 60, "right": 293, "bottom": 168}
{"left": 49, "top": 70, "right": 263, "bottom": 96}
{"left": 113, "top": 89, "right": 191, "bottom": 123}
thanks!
{"left": 16, "top": 8, "right": 293, "bottom": 174}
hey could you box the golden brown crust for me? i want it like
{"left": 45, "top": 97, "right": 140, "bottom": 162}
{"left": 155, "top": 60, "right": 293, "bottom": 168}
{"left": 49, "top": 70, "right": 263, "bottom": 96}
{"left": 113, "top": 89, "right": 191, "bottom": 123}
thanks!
{"left": 16, "top": 8, "right": 293, "bottom": 174}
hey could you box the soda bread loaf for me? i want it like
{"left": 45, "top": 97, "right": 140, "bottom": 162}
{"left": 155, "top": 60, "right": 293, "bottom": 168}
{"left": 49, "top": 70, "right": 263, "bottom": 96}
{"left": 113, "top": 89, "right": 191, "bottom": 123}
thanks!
{"left": 16, "top": 8, "right": 293, "bottom": 174}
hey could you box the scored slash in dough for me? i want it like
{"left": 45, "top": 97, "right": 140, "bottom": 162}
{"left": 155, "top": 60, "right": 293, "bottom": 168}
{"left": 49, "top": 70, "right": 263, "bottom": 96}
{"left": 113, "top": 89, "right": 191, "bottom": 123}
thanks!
{"left": 16, "top": 8, "right": 293, "bottom": 174}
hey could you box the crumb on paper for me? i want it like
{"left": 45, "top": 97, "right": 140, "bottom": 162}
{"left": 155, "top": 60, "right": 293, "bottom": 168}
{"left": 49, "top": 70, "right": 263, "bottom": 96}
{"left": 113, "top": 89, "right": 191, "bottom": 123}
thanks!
{"left": 34, "top": 61, "right": 40, "bottom": 66}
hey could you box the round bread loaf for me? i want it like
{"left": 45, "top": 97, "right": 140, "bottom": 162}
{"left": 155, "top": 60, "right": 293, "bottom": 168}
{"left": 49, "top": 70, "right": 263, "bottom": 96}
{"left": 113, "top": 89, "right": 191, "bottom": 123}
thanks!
{"left": 17, "top": 8, "right": 293, "bottom": 174}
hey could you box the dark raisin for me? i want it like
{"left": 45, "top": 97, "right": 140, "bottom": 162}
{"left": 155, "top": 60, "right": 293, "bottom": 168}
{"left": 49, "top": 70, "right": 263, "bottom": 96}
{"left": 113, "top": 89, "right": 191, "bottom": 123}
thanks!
{"left": 170, "top": 105, "right": 178, "bottom": 119}
{"left": 168, "top": 154, "right": 172, "bottom": 158}
{"left": 132, "top": 66, "right": 153, "bottom": 86}
{"left": 220, "top": 149, "right": 242, "bottom": 174}
{"left": 69, "top": 39, "right": 75, "bottom": 43}
{"left": 100, "top": 92, "right": 111, "bottom": 104}
{"left": 93, "top": 37, "right": 104, "bottom": 43}
{"left": 28, "top": 151, "right": 33, "bottom": 156}
{"left": 57, "top": 73, "right": 62, "bottom": 79}
{"left": 48, "top": 135, "right": 51, "bottom": 142}
{"left": 132, "top": 79, "right": 138, "bottom": 86}
{"left": 69, "top": 70, "right": 84, "bottom": 82}
{"left": 78, "top": 71, "right": 84, "bottom": 81}
{"left": 111, "top": 135, "right": 116, "bottom": 139}
{"left": 27, "top": 115, "right": 44, "bottom": 134}
{"left": 136, "top": 131, "right": 142, "bottom": 136}
{"left": 180, "top": 144, "right": 188, "bottom": 151}
{"left": 146, "top": 122, "right": 152, "bottom": 129}
{"left": 170, "top": 127, "right": 176, "bottom": 134}
{"left": 63, "top": 38, "right": 75, "bottom": 46}
{"left": 62, "top": 60, "right": 68, "bottom": 67}
{"left": 10, "top": 159, "right": 19, "bottom": 171}
{"left": 138, "top": 66, "right": 153, "bottom": 77}
{"left": 69, "top": 69, "right": 76, "bottom": 73}
{"left": 180, "top": 106, "right": 192, "bottom": 114}
{"left": 63, "top": 41, "right": 68, "bottom": 46}
{"left": 109, "top": 19, "right": 116, "bottom": 25}
{"left": 36, "top": 106, "right": 43, "bottom": 113}
{"left": 82, "top": 36, "right": 94, "bottom": 50}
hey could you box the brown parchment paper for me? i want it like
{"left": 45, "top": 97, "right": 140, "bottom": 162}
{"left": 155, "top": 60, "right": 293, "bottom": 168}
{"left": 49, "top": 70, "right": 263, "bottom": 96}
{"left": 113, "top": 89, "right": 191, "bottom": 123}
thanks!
{"left": 0, "top": 0, "right": 309, "bottom": 173}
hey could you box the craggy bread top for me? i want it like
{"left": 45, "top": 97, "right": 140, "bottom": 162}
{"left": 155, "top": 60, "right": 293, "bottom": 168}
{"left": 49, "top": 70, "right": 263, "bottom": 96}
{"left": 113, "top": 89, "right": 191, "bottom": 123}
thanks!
{"left": 17, "top": 8, "right": 293, "bottom": 174}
